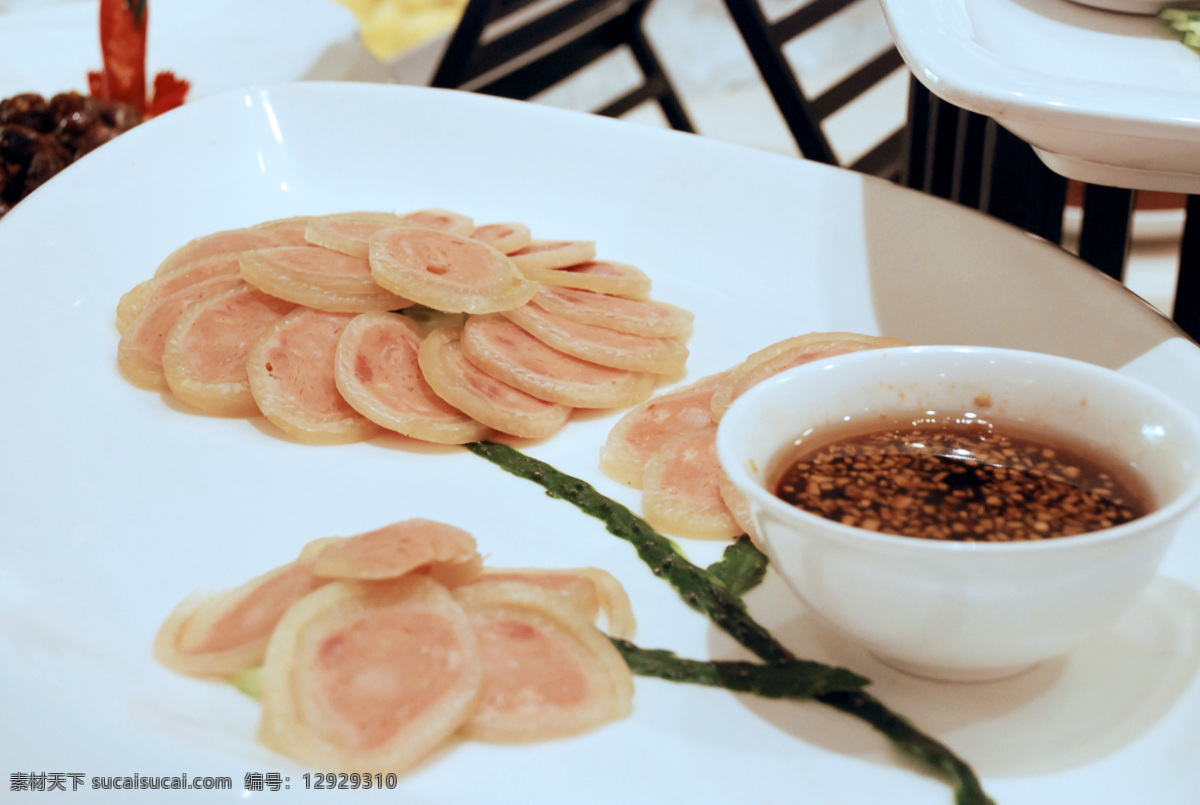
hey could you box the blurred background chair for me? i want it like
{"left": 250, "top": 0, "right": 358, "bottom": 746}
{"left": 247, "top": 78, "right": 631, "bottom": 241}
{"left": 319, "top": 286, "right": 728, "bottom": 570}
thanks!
{"left": 718, "top": 0, "right": 907, "bottom": 180}
{"left": 420, "top": 0, "right": 1196, "bottom": 339}
{"left": 712, "top": 0, "right": 1145, "bottom": 282}
{"left": 715, "top": 0, "right": 1197, "bottom": 337}
{"left": 904, "top": 79, "right": 1200, "bottom": 343}
{"left": 906, "top": 81, "right": 1138, "bottom": 280}
{"left": 430, "top": 0, "right": 695, "bottom": 131}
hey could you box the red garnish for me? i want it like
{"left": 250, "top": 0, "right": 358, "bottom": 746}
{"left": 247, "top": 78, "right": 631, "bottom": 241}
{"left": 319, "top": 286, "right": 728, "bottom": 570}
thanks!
{"left": 88, "top": 0, "right": 189, "bottom": 117}
{"left": 149, "top": 71, "right": 191, "bottom": 117}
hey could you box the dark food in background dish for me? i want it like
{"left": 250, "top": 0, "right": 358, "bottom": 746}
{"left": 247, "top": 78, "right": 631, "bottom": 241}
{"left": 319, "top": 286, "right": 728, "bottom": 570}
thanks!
{"left": 0, "top": 91, "right": 143, "bottom": 219}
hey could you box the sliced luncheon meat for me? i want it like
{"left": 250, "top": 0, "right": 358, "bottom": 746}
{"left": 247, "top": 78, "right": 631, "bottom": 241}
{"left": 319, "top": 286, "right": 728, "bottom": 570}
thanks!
{"left": 247, "top": 308, "right": 383, "bottom": 444}
{"left": 117, "top": 274, "right": 247, "bottom": 391}
{"left": 460, "top": 314, "right": 656, "bottom": 409}
{"left": 509, "top": 239, "right": 596, "bottom": 272}
{"left": 153, "top": 226, "right": 282, "bottom": 277}
{"left": 470, "top": 221, "right": 532, "bottom": 254}
{"left": 709, "top": 332, "right": 909, "bottom": 421}
{"left": 397, "top": 207, "right": 475, "bottom": 237}
{"left": 116, "top": 252, "right": 243, "bottom": 334}
{"left": 519, "top": 259, "right": 651, "bottom": 299}
{"left": 598, "top": 371, "right": 728, "bottom": 488}
{"left": 504, "top": 301, "right": 688, "bottom": 376}
{"left": 243, "top": 246, "right": 383, "bottom": 295}
{"left": 334, "top": 311, "right": 492, "bottom": 445}
{"left": 531, "top": 286, "right": 693, "bottom": 338}
{"left": 311, "top": 519, "right": 480, "bottom": 582}
{"left": 453, "top": 580, "right": 634, "bottom": 742}
{"left": 242, "top": 273, "right": 411, "bottom": 315}
{"left": 369, "top": 227, "right": 538, "bottom": 314}
{"left": 253, "top": 215, "right": 318, "bottom": 246}
{"left": 259, "top": 576, "right": 484, "bottom": 772}
{"left": 417, "top": 326, "right": 572, "bottom": 440}
{"left": 155, "top": 517, "right": 643, "bottom": 770}
{"left": 471, "top": 567, "right": 636, "bottom": 640}
{"left": 304, "top": 211, "right": 414, "bottom": 258}
{"left": 154, "top": 553, "right": 332, "bottom": 678}
{"left": 640, "top": 424, "right": 741, "bottom": 540}
{"left": 162, "top": 285, "right": 298, "bottom": 416}
{"left": 240, "top": 247, "right": 413, "bottom": 313}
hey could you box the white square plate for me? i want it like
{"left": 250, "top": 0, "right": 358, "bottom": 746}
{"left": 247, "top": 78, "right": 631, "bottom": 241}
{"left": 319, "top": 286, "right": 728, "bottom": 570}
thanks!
{"left": 1, "top": 82, "right": 1198, "bottom": 804}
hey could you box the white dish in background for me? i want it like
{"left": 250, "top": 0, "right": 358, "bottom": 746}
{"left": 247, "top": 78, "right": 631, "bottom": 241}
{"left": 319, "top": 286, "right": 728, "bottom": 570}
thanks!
{"left": 1, "top": 82, "right": 1199, "bottom": 804}
{"left": 880, "top": 0, "right": 1200, "bottom": 192}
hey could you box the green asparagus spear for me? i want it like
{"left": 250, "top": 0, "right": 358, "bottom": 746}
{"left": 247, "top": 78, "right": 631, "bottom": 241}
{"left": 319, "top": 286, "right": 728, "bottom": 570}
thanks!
{"left": 613, "top": 639, "right": 867, "bottom": 698}
{"left": 466, "top": 441, "right": 994, "bottom": 805}
{"left": 706, "top": 536, "right": 769, "bottom": 597}
{"left": 465, "top": 441, "right": 793, "bottom": 663}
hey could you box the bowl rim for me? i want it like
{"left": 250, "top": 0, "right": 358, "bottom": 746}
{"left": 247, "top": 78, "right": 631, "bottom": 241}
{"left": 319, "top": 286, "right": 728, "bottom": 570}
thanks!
{"left": 715, "top": 344, "right": 1200, "bottom": 554}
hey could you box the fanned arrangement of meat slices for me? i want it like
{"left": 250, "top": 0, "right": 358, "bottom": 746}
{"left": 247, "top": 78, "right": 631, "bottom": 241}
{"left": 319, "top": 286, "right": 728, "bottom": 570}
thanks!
{"left": 156, "top": 518, "right": 636, "bottom": 772}
{"left": 116, "top": 208, "right": 691, "bottom": 444}
{"left": 600, "top": 332, "right": 909, "bottom": 541}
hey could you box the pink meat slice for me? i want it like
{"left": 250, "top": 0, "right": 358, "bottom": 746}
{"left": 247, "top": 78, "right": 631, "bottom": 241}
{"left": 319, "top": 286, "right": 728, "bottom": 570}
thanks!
{"left": 303, "top": 212, "right": 412, "bottom": 258}
{"left": 247, "top": 308, "right": 382, "bottom": 443}
{"left": 247, "top": 245, "right": 379, "bottom": 294}
{"left": 172, "top": 287, "right": 298, "bottom": 384}
{"left": 257, "top": 310, "right": 358, "bottom": 415}
{"left": 508, "top": 239, "right": 596, "bottom": 272}
{"left": 710, "top": 333, "right": 909, "bottom": 421}
{"left": 641, "top": 424, "right": 741, "bottom": 540}
{"left": 154, "top": 227, "right": 282, "bottom": 276}
{"left": 470, "top": 222, "right": 532, "bottom": 254}
{"left": 312, "top": 519, "right": 480, "bottom": 581}
{"left": 117, "top": 275, "right": 247, "bottom": 390}
{"left": 187, "top": 562, "right": 329, "bottom": 656}
{"left": 153, "top": 555, "right": 334, "bottom": 677}
{"left": 451, "top": 580, "right": 634, "bottom": 742}
{"left": 599, "top": 371, "right": 728, "bottom": 488}
{"left": 257, "top": 576, "right": 483, "bottom": 770}
{"left": 116, "top": 252, "right": 243, "bottom": 333}
{"left": 417, "top": 327, "right": 572, "bottom": 440}
{"left": 253, "top": 215, "right": 317, "bottom": 246}
{"left": 164, "top": 285, "right": 299, "bottom": 414}
{"left": 370, "top": 227, "right": 518, "bottom": 292}
{"left": 461, "top": 314, "right": 655, "bottom": 409}
{"left": 532, "top": 286, "right": 693, "bottom": 338}
{"left": 334, "top": 311, "right": 490, "bottom": 443}
{"left": 474, "top": 615, "right": 590, "bottom": 711}
{"left": 521, "top": 259, "right": 653, "bottom": 299}
{"left": 317, "top": 607, "right": 469, "bottom": 750}
{"left": 502, "top": 301, "right": 688, "bottom": 375}
{"left": 399, "top": 208, "right": 475, "bottom": 236}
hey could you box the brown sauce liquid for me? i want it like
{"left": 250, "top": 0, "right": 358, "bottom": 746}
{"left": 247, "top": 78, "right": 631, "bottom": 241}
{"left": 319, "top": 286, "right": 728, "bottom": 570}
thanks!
{"left": 771, "top": 415, "right": 1151, "bottom": 542}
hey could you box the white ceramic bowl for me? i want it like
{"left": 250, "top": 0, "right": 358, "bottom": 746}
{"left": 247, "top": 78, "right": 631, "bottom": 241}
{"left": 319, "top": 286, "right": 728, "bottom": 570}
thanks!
{"left": 716, "top": 345, "right": 1200, "bottom": 682}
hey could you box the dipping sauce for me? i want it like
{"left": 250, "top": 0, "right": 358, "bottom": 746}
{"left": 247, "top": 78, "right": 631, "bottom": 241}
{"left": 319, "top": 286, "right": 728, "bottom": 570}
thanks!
{"left": 772, "top": 414, "right": 1150, "bottom": 542}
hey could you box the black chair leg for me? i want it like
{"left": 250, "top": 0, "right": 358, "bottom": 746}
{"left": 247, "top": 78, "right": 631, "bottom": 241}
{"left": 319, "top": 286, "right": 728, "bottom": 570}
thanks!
{"left": 903, "top": 75, "right": 930, "bottom": 191}
{"left": 951, "top": 111, "right": 989, "bottom": 209}
{"left": 1174, "top": 194, "right": 1200, "bottom": 341}
{"left": 1077, "top": 185, "right": 1134, "bottom": 282}
{"left": 906, "top": 79, "right": 959, "bottom": 200}
{"left": 721, "top": 0, "right": 836, "bottom": 164}
{"left": 984, "top": 125, "right": 1067, "bottom": 246}
{"left": 626, "top": 26, "right": 695, "bottom": 132}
